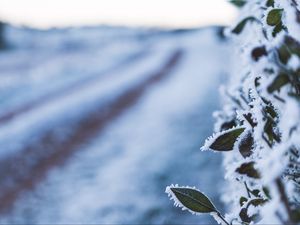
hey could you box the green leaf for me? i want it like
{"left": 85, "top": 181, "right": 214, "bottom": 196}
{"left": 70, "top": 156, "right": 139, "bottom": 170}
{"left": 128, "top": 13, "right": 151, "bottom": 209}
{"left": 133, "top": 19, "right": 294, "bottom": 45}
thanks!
{"left": 267, "top": 73, "right": 290, "bottom": 93}
{"left": 232, "top": 17, "right": 257, "bottom": 34}
{"left": 264, "top": 68, "right": 275, "bottom": 74}
{"left": 262, "top": 187, "right": 271, "bottom": 199}
{"left": 263, "top": 117, "right": 280, "bottom": 143}
{"left": 285, "top": 36, "right": 300, "bottom": 57}
{"left": 277, "top": 36, "right": 300, "bottom": 64}
{"left": 291, "top": 209, "right": 300, "bottom": 222}
{"left": 265, "top": 105, "right": 278, "bottom": 119}
{"left": 209, "top": 127, "right": 245, "bottom": 151}
{"left": 272, "top": 22, "right": 284, "bottom": 37}
{"left": 230, "top": 0, "right": 246, "bottom": 7}
{"left": 238, "top": 131, "right": 254, "bottom": 158}
{"left": 239, "top": 198, "right": 265, "bottom": 223}
{"left": 243, "top": 113, "right": 257, "bottom": 127}
{"left": 277, "top": 44, "right": 291, "bottom": 64}
{"left": 240, "top": 197, "right": 248, "bottom": 206}
{"left": 250, "top": 189, "right": 261, "bottom": 197}
{"left": 248, "top": 198, "right": 267, "bottom": 207}
{"left": 166, "top": 186, "right": 217, "bottom": 213}
{"left": 239, "top": 205, "right": 261, "bottom": 223}
{"left": 267, "top": 9, "right": 283, "bottom": 26}
{"left": 220, "top": 119, "right": 237, "bottom": 131}
{"left": 255, "top": 77, "right": 261, "bottom": 87}
{"left": 267, "top": 74, "right": 290, "bottom": 93}
{"left": 251, "top": 46, "right": 267, "bottom": 61}
{"left": 266, "top": 0, "right": 275, "bottom": 7}
{"left": 239, "top": 208, "right": 252, "bottom": 223}
{"left": 236, "top": 162, "right": 261, "bottom": 179}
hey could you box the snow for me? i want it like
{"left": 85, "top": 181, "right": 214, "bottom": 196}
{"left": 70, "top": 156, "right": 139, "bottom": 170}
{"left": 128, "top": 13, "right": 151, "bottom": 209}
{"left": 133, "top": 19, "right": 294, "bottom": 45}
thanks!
{"left": 0, "top": 28, "right": 146, "bottom": 115}
{"left": 288, "top": 55, "right": 300, "bottom": 71}
{"left": 0, "top": 41, "right": 173, "bottom": 158}
{"left": 210, "top": 212, "right": 228, "bottom": 225}
{"left": 0, "top": 26, "right": 230, "bottom": 224}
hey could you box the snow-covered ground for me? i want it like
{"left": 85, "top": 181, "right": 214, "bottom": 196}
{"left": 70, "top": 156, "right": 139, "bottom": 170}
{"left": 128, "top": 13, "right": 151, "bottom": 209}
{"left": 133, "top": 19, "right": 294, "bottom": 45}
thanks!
{"left": 0, "top": 25, "right": 230, "bottom": 224}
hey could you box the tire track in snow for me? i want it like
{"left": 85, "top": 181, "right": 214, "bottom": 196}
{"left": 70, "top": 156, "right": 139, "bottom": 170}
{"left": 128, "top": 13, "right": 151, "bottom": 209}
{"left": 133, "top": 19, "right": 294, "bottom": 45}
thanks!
{"left": 0, "top": 49, "right": 183, "bottom": 215}
{"left": 0, "top": 50, "right": 148, "bottom": 125}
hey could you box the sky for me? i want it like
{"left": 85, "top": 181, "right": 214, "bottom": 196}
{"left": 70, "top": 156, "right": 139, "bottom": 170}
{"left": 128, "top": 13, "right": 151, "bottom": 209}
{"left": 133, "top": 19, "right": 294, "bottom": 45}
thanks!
{"left": 0, "top": 0, "right": 238, "bottom": 29}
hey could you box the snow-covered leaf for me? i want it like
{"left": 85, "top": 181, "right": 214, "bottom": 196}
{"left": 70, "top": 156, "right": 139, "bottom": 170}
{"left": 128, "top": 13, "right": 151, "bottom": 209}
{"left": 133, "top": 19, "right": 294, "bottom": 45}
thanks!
{"left": 238, "top": 131, "right": 254, "bottom": 158}
{"left": 291, "top": 210, "right": 300, "bottom": 222}
{"left": 205, "top": 127, "right": 245, "bottom": 151}
{"left": 277, "top": 36, "right": 300, "bottom": 64}
{"left": 267, "top": 73, "right": 290, "bottom": 93}
{"left": 272, "top": 23, "right": 285, "bottom": 37}
{"left": 266, "top": 8, "right": 285, "bottom": 37}
{"left": 264, "top": 105, "right": 277, "bottom": 119}
{"left": 251, "top": 46, "right": 267, "bottom": 61}
{"left": 262, "top": 187, "right": 271, "bottom": 199}
{"left": 263, "top": 118, "right": 279, "bottom": 143}
{"left": 277, "top": 44, "right": 291, "bottom": 65}
{"left": 240, "top": 197, "right": 248, "bottom": 206}
{"left": 220, "top": 119, "right": 237, "bottom": 131}
{"left": 266, "top": 9, "right": 283, "bottom": 26}
{"left": 236, "top": 162, "right": 261, "bottom": 179}
{"left": 165, "top": 185, "right": 217, "bottom": 214}
{"left": 230, "top": 0, "right": 246, "bottom": 8}
{"left": 248, "top": 198, "right": 267, "bottom": 207}
{"left": 239, "top": 207, "right": 260, "bottom": 223}
{"left": 232, "top": 17, "right": 257, "bottom": 34}
{"left": 239, "top": 208, "right": 252, "bottom": 223}
{"left": 250, "top": 189, "right": 261, "bottom": 198}
{"left": 239, "top": 198, "right": 266, "bottom": 223}
{"left": 266, "top": 0, "right": 274, "bottom": 7}
{"left": 243, "top": 113, "right": 257, "bottom": 127}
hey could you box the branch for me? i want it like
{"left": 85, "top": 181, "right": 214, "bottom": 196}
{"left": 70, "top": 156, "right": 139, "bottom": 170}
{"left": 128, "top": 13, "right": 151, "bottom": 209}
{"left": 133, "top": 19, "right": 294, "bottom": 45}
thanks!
{"left": 276, "top": 178, "right": 293, "bottom": 223}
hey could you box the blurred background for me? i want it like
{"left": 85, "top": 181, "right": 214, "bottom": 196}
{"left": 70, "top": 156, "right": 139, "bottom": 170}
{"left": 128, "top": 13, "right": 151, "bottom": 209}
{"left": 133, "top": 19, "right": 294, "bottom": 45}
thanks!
{"left": 0, "top": 1, "right": 237, "bottom": 224}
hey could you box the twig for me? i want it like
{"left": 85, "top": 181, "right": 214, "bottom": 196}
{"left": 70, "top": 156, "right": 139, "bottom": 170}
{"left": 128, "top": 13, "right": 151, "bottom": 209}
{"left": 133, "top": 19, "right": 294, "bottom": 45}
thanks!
{"left": 276, "top": 178, "right": 293, "bottom": 223}
{"left": 216, "top": 211, "right": 230, "bottom": 225}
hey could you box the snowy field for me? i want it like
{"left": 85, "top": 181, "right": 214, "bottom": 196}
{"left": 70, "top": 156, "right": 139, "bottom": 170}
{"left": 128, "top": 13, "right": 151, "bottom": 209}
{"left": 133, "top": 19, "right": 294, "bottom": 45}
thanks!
{"left": 0, "top": 25, "right": 230, "bottom": 224}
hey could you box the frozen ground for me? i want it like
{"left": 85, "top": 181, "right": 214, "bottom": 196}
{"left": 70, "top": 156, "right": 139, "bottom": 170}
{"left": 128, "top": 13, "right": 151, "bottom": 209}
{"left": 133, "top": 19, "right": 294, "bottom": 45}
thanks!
{"left": 0, "top": 26, "right": 230, "bottom": 224}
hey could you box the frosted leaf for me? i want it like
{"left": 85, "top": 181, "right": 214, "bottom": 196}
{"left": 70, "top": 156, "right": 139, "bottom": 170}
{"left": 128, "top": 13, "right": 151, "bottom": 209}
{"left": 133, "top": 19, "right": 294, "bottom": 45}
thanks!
{"left": 235, "top": 161, "right": 261, "bottom": 179}
{"left": 201, "top": 127, "right": 245, "bottom": 152}
{"left": 238, "top": 131, "right": 254, "bottom": 158}
{"left": 165, "top": 184, "right": 217, "bottom": 215}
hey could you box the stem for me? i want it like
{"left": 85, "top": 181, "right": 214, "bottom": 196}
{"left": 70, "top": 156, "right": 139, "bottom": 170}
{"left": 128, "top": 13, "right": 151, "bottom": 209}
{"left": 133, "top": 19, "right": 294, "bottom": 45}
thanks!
{"left": 275, "top": 211, "right": 285, "bottom": 224}
{"left": 215, "top": 211, "right": 230, "bottom": 225}
{"left": 276, "top": 178, "right": 293, "bottom": 223}
{"left": 273, "top": 94, "right": 285, "bottom": 103}
{"left": 262, "top": 135, "right": 272, "bottom": 148}
{"left": 244, "top": 182, "right": 251, "bottom": 198}
{"left": 291, "top": 0, "right": 298, "bottom": 7}
{"left": 290, "top": 146, "right": 299, "bottom": 158}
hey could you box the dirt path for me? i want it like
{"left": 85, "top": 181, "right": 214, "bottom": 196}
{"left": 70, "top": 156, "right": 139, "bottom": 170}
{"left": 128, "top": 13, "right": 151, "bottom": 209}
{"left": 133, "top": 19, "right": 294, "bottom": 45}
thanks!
{"left": 0, "top": 49, "right": 183, "bottom": 214}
